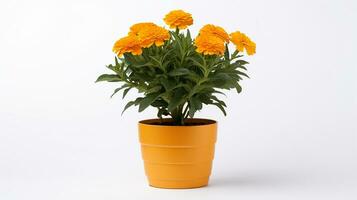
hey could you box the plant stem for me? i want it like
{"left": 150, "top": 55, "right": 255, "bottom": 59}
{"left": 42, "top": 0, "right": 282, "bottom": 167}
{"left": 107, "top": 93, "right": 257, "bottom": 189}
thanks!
{"left": 171, "top": 104, "right": 185, "bottom": 125}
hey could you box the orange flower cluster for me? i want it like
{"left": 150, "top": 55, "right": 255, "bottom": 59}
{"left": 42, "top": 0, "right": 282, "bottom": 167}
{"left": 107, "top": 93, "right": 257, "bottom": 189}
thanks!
{"left": 195, "top": 24, "right": 229, "bottom": 55}
{"left": 112, "top": 10, "right": 256, "bottom": 57}
{"left": 129, "top": 23, "right": 170, "bottom": 48}
{"left": 195, "top": 24, "right": 256, "bottom": 56}
{"left": 113, "top": 23, "right": 170, "bottom": 57}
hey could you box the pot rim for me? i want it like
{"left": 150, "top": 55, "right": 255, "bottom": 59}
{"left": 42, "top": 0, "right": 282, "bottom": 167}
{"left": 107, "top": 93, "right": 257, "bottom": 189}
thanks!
{"left": 138, "top": 118, "right": 217, "bottom": 127}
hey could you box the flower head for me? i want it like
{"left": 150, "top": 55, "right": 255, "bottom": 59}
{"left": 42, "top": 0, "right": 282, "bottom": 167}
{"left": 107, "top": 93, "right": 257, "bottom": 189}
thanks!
{"left": 199, "top": 24, "right": 229, "bottom": 43}
{"left": 112, "top": 35, "right": 142, "bottom": 57}
{"left": 194, "top": 34, "right": 225, "bottom": 56}
{"left": 164, "top": 10, "right": 193, "bottom": 29}
{"left": 129, "top": 22, "right": 157, "bottom": 36}
{"left": 230, "top": 31, "right": 256, "bottom": 55}
{"left": 129, "top": 22, "right": 170, "bottom": 47}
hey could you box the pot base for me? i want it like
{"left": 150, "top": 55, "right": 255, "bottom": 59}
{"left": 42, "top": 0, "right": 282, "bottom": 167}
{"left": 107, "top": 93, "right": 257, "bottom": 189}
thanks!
{"left": 148, "top": 177, "right": 209, "bottom": 189}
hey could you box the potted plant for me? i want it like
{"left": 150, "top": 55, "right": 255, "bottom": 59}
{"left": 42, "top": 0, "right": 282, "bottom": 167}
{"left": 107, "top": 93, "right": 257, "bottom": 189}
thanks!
{"left": 96, "top": 10, "right": 256, "bottom": 189}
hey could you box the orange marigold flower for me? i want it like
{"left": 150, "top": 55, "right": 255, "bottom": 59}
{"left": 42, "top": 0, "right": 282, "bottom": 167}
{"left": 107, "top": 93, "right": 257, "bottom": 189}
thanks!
{"left": 129, "top": 22, "right": 157, "bottom": 36}
{"left": 112, "top": 35, "right": 142, "bottom": 57}
{"left": 199, "top": 24, "right": 229, "bottom": 43}
{"left": 194, "top": 34, "right": 225, "bottom": 56}
{"left": 164, "top": 10, "right": 193, "bottom": 29}
{"left": 129, "top": 22, "right": 170, "bottom": 48}
{"left": 230, "top": 31, "right": 256, "bottom": 55}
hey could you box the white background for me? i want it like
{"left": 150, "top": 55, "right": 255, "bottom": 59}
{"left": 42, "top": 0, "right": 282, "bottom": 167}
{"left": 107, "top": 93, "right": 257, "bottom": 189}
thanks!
{"left": 1, "top": 0, "right": 356, "bottom": 199}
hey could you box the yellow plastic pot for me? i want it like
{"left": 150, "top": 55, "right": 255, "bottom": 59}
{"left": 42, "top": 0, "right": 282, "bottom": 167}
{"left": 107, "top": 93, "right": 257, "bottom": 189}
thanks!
{"left": 138, "top": 118, "right": 217, "bottom": 189}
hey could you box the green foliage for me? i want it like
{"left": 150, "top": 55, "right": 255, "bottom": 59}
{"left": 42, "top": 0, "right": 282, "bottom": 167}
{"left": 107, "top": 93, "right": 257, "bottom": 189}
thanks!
{"left": 96, "top": 30, "right": 250, "bottom": 125}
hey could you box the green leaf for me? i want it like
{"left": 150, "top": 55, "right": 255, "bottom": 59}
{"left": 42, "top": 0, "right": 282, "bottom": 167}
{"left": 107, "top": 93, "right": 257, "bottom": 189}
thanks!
{"left": 236, "top": 71, "right": 250, "bottom": 78}
{"left": 121, "top": 97, "right": 144, "bottom": 115}
{"left": 186, "top": 29, "right": 192, "bottom": 41}
{"left": 198, "top": 93, "right": 213, "bottom": 104}
{"left": 188, "top": 103, "right": 196, "bottom": 118}
{"left": 213, "top": 89, "right": 227, "bottom": 96}
{"left": 211, "top": 95, "right": 226, "bottom": 107}
{"left": 95, "top": 74, "right": 121, "bottom": 82}
{"left": 121, "top": 101, "right": 135, "bottom": 115}
{"left": 149, "top": 56, "right": 162, "bottom": 67}
{"left": 235, "top": 82, "right": 242, "bottom": 93}
{"left": 209, "top": 73, "right": 231, "bottom": 87}
{"left": 134, "top": 62, "right": 154, "bottom": 68}
{"left": 235, "top": 60, "right": 249, "bottom": 65}
{"left": 151, "top": 99, "right": 168, "bottom": 107}
{"left": 115, "top": 56, "right": 119, "bottom": 65}
{"left": 187, "top": 57, "right": 205, "bottom": 70}
{"left": 188, "top": 95, "right": 202, "bottom": 118}
{"left": 231, "top": 50, "right": 239, "bottom": 58}
{"left": 146, "top": 85, "right": 162, "bottom": 94}
{"left": 111, "top": 84, "right": 129, "bottom": 98}
{"left": 168, "top": 88, "right": 187, "bottom": 112}
{"left": 160, "top": 77, "right": 177, "bottom": 91}
{"left": 168, "top": 68, "right": 190, "bottom": 76}
{"left": 139, "top": 92, "right": 161, "bottom": 112}
{"left": 122, "top": 87, "right": 132, "bottom": 99}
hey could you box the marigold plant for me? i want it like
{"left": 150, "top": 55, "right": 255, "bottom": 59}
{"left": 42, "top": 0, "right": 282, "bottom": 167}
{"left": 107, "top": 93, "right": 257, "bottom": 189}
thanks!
{"left": 97, "top": 10, "right": 256, "bottom": 125}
